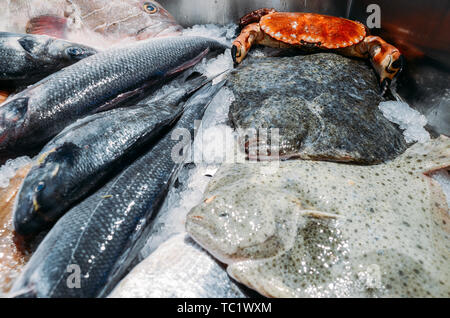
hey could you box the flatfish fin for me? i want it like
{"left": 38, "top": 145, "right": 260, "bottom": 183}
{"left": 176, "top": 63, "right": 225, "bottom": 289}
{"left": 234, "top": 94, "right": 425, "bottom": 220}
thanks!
{"left": 390, "top": 135, "right": 450, "bottom": 174}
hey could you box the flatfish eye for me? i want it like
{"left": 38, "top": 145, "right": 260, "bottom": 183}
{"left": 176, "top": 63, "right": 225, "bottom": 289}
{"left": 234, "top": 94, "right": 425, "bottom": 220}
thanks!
{"left": 143, "top": 2, "right": 158, "bottom": 14}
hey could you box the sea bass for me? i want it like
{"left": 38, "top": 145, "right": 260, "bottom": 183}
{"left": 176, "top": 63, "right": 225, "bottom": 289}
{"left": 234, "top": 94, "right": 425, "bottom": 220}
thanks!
{"left": 13, "top": 73, "right": 212, "bottom": 236}
{"left": 1, "top": 0, "right": 182, "bottom": 48}
{"left": 0, "top": 36, "right": 226, "bottom": 153}
{"left": 10, "top": 81, "right": 225, "bottom": 298}
{"left": 109, "top": 234, "right": 246, "bottom": 298}
{"left": 186, "top": 136, "right": 450, "bottom": 297}
{"left": 0, "top": 32, "right": 96, "bottom": 87}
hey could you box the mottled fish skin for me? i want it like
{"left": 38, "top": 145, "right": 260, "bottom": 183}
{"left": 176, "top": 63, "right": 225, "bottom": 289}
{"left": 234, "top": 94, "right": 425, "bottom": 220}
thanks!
{"left": 9, "top": 81, "right": 225, "bottom": 298}
{"left": 109, "top": 234, "right": 246, "bottom": 298}
{"left": 227, "top": 54, "right": 407, "bottom": 164}
{"left": 1, "top": 1, "right": 182, "bottom": 48}
{"left": 186, "top": 136, "right": 450, "bottom": 298}
{"left": 13, "top": 72, "right": 213, "bottom": 236}
{"left": 0, "top": 32, "right": 96, "bottom": 86}
{"left": 0, "top": 36, "right": 225, "bottom": 152}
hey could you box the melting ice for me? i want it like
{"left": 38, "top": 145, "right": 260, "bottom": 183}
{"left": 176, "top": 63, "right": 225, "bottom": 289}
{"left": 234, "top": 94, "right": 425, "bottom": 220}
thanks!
{"left": 379, "top": 101, "right": 431, "bottom": 144}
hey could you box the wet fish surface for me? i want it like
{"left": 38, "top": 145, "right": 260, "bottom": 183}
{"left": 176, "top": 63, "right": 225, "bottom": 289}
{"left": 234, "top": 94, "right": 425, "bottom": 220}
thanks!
{"left": 9, "top": 81, "right": 225, "bottom": 298}
{"left": 1, "top": 1, "right": 182, "bottom": 48}
{"left": 0, "top": 163, "right": 32, "bottom": 295}
{"left": 186, "top": 136, "right": 450, "bottom": 297}
{"left": 227, "top": 53, "right": 407, "bottom": 164}
{"left": 0, "top": 36, "right": 225, "bottom": 153}
{"left": 13, "top": 72, "right": 212, "bottom": 236}
{"left": 109, "top": 234, "right": 246, "bottom": 298}
{"left": 0, "top": 32, "right": 96, "bottom": 87}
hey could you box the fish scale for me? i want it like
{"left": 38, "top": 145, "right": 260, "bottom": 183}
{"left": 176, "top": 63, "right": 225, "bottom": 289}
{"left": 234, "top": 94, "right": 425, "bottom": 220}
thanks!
{"left": 9, "top": 81, "right": 225, "bottom": 298}
{"left": 0, "top": 36, "right": 226, "bottom": 152}
{"left": 13, "top": 102, "right": 181, "bottom": 236}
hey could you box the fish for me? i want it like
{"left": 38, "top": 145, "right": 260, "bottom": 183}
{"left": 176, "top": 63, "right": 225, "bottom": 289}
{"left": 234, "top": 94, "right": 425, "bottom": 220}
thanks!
{"left": 2, "top": 1, "right": 182, "bottom": 49}
{"left": 13, "top": 72, "right": 213, "bottom": 236}
{"left": 109, "top": 234, "right": 246, "bottom": 298}
{"left": 227, "top": 53, "right": 407, "bottom": 164}
{"left": 0, "top": 163, "right": 32, "bottom": 295}
{"left": 9, "top": 81, "right": 226, "bottom": 298}
{"left": 0, "top": 32, "right": 96, "bottom": 87}
{"left": 186, "top": 136, "right": 450, "bottom": 297}
{"left": 0, "top": 36, "right": 226, "bottom": 153}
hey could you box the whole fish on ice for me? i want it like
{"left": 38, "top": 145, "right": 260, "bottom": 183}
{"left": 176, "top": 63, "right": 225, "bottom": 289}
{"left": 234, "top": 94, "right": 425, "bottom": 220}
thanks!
{"left": 110, "top": 234, "right": 246, "bottom": 298}
{"left": 0, "top": 36, "right": 226, "bottom": 153}
{"left": 1, "top": 0, "right": 182, "bottom": 48}
{"left": 187, "top": 136, "right": 450, "bottom": 297}
{"left": 0, "top": 32, "right": 96, "bottom": 87}
{"left": 9, "top": 81, "right": 225, "bottom": 298}
{"left": 13, "top": 72, "right": 212, "bottom": 236}
{"left": 227, "top": 54, "right": 407, "bottom": 164}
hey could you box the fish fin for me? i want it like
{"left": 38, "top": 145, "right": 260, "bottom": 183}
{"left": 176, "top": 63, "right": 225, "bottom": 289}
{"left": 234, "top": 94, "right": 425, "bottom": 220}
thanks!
{"left": 17, "top": 35, "right": 45, "bottom": 59}
{"left": 94, "top": 80, "right": 159, "bottom": 113}
{"left": 26, "top": 15, "right": 68, "bottom": 39}
{"left": 391, "top": 135, "right": 450, "bottom": 175}
{"left": 166, "top": 48, "right": 210, "bottom": 77}
{"left": 41, "top": 142, "right": 79, "bottom": 166}
{"left": 298, "top": 209, "right": 342, "bottom": 219}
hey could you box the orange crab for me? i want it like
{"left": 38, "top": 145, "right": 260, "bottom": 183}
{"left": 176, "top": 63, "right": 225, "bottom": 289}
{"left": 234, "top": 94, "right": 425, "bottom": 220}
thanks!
{"left": 232, "top": 8, "right": 404, "bottom": 93}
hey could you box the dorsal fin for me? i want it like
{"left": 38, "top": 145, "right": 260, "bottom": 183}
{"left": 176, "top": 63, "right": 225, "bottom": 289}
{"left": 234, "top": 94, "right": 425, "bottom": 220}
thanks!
{"left": 26, "top": 15, "right": 67, "bottom": 39}
{"left": 390, "top": 135, "right": 450, "bottom": 175}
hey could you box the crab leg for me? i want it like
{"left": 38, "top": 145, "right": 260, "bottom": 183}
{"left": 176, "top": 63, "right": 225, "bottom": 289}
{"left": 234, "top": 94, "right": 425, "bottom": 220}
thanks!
{"left": 338, "top": 35, "right": 403, "bottom": 93}
{"left": 232, "top": 23, "right": 291, "bottom": 64}
{"left": 231, "top": 23, "right": 265, "bottom": 64}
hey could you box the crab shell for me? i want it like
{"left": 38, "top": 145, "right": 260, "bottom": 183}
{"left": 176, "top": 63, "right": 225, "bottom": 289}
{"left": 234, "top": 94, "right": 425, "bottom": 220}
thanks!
{"left": 259, "top": 12, "right": 367, "bottom": 49}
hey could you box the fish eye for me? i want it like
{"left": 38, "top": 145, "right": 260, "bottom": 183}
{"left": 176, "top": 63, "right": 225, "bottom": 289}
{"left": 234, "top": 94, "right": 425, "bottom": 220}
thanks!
{"left": 143, "top": 2, "right": 158, "bottom": 14}
{"left": 66, "top": 47, "right": 84, "bottom": 57}
{"left": 35, "top": 181, "right": 46, "bottom": 192}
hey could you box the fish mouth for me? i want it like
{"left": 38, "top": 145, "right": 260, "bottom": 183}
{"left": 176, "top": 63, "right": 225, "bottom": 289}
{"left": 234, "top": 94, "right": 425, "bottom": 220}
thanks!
{"left": 136, "top": 22, "right": 183, "bottom": 39}
{"left": 13, "top": 194, "right": 50, "bottom": 237}
{"left": 186, "top": 216, "right": 236, "bottom": 265}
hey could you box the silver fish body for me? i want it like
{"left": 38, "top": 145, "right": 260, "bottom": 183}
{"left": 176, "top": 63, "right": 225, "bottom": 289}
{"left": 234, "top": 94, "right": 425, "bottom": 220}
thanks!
{"left": 0, "top": 36, "right": 226, "bottom": 152}
{"left": 0, "top": 32, "right": 96, "bottom": 86}
{"left": 9, "top": 81, "right": 225, "bottom": 298}
{"left": 12, "top": 72, "right": 213, "bottom": 236}
{"left": 109, "top": 234, "right": 246, "bottom": 298}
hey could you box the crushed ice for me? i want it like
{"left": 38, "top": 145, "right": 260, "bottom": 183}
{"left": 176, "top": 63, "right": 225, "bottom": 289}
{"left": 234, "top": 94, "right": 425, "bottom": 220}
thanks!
{"left": 141, "top": 83, "right": 237, "bottom": 258}
{"left": 0, "top": 156, "right": 32, "bottom": 188}
{"left": 379, "top": 101, "right": 431, "bottom": 144}
{"left": 182, "top": 23, "right": 237, "bottom": 47}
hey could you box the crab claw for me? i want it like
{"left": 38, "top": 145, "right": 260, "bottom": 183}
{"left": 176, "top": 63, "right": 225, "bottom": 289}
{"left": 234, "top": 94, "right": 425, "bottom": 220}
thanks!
{"left": 363, "top": 36, "right": 404, "bottom": 94}
{"left": 379, "top": 54, "right": 404, "bottom": 95}
{"left": 380, "top": 78, "right": 392, "bottom": 95}
{"left": 231, "top": 42, "right": 243, "bottom": 65}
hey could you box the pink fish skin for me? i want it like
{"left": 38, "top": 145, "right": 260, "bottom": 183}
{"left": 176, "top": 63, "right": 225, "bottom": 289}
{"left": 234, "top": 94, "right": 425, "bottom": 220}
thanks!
{"left": 1, "top": 0, "right": 183, "bottom": 48}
